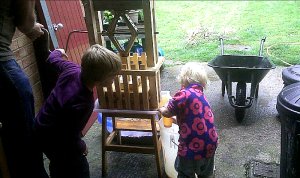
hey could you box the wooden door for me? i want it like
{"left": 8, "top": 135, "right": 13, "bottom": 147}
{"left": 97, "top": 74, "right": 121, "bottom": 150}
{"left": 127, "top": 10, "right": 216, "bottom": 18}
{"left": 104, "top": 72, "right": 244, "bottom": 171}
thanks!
{"left": 37, "top": 0, "right": 97, "bottom": 136}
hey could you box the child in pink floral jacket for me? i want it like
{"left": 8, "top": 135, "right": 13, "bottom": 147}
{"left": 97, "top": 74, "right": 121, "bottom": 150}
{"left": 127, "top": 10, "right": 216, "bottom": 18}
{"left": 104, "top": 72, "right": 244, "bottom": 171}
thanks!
{"left": 159, "top": 62, "right": 218, "bottom": 178}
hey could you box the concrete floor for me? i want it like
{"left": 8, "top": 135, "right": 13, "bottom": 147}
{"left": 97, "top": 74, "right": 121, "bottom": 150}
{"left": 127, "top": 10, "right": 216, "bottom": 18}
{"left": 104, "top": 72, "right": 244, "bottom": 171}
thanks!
{"left": 82, "top": 61, "right": 284, "bottom": 178}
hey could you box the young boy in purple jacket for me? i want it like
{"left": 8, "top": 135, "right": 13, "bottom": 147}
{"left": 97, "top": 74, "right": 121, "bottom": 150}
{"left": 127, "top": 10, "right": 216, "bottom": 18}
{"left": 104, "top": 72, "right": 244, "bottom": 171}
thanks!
{"left": 159, "top": 62, "right": 218, "bottom": 178}
{"left": 34, "top": 44, "right": 121, "bottom": 178}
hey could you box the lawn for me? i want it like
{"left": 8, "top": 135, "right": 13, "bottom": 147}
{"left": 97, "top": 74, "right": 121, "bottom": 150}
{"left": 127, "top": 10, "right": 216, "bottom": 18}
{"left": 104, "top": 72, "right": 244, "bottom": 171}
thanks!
{"left": 155, "top": 1, "right": 300, "bottom": 66}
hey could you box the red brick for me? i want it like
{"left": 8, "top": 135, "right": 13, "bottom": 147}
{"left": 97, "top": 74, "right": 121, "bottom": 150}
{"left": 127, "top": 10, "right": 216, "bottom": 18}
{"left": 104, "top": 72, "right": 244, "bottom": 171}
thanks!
{"left": 13, "top": 47, "right": 26, "bottom": 59}
{"left": 13, "top": 29, "right": 23, "bottom": 39}
{"left": 22, "top": 54, "right": 35, "bottom": 68}
{"left": 32, "top": 84, "right": 43, "bottom": 112}
{"left": 10, "top": 39, "right": 19, "bottom": 51}
{"left": 32, "top": 81, "right": 42, "bottom": 95}
{"left": 24, "top": 63, "right": 38, "bottom": 77}
{"left": 28, "top": 72, "right": 40, "bottom": 86}
{"left": 26, "top": 44, "right": 34, "bottom": 57}
{"left": 13, "top": 49, "right": 21, "bottom": 59}
{"left": 13, "top": 44, "right": 34, "bottom": 59}
{"left": 17, "top": 35, "right": 32, "bottom": 48}
{"left": 11, "top": 29, "right": 45, "bottom": 115}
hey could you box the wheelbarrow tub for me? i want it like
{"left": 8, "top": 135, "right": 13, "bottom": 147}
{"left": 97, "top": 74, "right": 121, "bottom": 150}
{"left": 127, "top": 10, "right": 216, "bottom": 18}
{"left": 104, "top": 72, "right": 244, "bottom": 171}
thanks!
{"left": 208, "top": 55, "right": 275, "bottom": 83}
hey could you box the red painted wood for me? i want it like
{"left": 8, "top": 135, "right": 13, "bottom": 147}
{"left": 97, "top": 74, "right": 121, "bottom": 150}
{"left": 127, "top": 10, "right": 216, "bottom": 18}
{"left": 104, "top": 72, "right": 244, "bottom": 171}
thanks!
{"left": 46, "top": 0, "right": 89, "bottom": 64}
{"left": 45, "top": 0, "right": 97, "bottom": 135}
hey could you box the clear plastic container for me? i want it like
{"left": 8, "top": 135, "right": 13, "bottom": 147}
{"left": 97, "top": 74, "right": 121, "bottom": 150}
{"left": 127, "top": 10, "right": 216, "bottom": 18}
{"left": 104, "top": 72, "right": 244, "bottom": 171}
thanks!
{"left": 158, "top": 119, "right": 179, "bottom": 178}
{"left": 159, "top": 91, "right": 171, "bottom": 107}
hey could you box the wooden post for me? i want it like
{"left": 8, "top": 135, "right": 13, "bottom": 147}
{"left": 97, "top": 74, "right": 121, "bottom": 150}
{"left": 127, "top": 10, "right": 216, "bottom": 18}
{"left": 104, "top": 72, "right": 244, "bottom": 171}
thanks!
{"left": 82, "top": 0, "right": 99, "bottom": 45}
{"left": 142, "top": 0, "right": 157, "bottom": 67}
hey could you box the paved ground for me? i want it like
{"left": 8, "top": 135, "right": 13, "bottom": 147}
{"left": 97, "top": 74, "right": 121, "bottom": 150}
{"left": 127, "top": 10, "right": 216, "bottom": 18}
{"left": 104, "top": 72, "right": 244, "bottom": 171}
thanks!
{"left": 81, "top": 61, "right": 283, "bottom": 178}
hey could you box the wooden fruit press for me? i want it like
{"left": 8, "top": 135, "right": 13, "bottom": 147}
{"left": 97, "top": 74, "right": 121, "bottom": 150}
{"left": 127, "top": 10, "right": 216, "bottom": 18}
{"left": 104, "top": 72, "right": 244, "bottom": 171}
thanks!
{"left": 81, "top": 0, "right": 164, "bottom": 177}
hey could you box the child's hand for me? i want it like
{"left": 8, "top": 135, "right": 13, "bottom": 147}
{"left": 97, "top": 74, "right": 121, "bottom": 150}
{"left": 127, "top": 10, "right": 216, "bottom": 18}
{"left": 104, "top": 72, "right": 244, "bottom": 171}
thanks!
{"left": 83, "top": 147, "right": 88, "bottom": 156}
{"left": 54, "top": 48, "right": 68, "bottom": 59}
{"left": 157, "top": 107, "right": 165, "bottom": 114}
{"left": 158, "top": 106, "right": 173, "bottom": 118}
{"left": 171, "top": 116, "right": 177, "bottom": 124}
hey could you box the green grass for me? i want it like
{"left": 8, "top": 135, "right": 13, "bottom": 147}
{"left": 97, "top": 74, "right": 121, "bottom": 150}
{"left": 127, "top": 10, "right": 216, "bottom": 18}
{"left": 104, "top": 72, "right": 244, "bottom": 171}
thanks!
{"left": 155, "top": 1, "right": 300, "bottom": 66}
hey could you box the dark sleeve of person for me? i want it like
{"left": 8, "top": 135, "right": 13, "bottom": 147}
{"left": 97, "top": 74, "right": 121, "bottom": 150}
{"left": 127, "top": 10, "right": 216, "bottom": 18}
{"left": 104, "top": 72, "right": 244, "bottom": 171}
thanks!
{"left": 14, "top": 0, "right": 36, "bottom": 34}
{"left": 47, "top": 50, "right": 78, "bottom": 74}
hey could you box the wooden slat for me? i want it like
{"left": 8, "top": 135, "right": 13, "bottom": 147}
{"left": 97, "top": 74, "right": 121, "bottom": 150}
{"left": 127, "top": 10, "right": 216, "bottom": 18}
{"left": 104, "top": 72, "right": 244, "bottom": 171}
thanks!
{"left": 139, "top": 52, "right": 147, "bottom": 69}
{"left": 114, "top": 76, "right": 123, "bottom": 109}
{"left": 139, "top": 64, "right": 146, "bottom": 70}
{"left": 106, "top": 131, "right": 117, "bottom": 145}
{"left": 131, "top": 53, "right": 139, "bottom": 69}
{"left": 132, "top": 74, "right": 140, "bottom": 110}
{"left": 157, "top": 70, "right": 161, "bottom": 104}
{"left": 149, "top": 75, "right": 159, "bottom": 109}
{"left": 105, "top": 144, "right": 155, "bottom": 154}
{"left": 151, "top": 113, "right": 163, "bottom": 178}
{"left": 96, "top": 85, "right": 107, "bottom": 108}
{"left": 94, "top": 109, "right": 158, "bottom": 118}
{"left": 121, "top": 56, "right": 130, "bottom": 69}
{"left": 141, "top": 76, "right": 149, "bottom": 110}
{"left": 93, "top": 0, "right": 143, "bottom": 11}
{"left": 115, "top": 118, "right": 159, "bottom": 131}
{"left": 130, "top": 65, "right": 136, "bottom": 70}
{"left": 122, "top": 74, "right": 131, "bottom": 109}
{"left": 107, "top": 83, "right": 114, "bottom": 108}
{"left": 118, "top": 68, "right": 156, "bottom": 76}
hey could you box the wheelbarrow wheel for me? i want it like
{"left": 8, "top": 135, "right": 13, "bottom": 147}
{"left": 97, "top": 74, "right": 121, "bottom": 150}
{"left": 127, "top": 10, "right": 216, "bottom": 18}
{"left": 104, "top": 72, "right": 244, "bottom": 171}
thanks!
{"left": 235, "top": 82, "right": 246, "bottom": 123}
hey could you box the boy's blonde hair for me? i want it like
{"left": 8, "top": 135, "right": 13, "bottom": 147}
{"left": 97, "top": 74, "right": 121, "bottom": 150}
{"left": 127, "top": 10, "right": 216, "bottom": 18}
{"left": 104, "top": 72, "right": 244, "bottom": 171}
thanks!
{"left": 81, "top": 44, "right": 121, "bottom": 83}
{"left": 178, "top": 62, "right": 208, "bottom": 88}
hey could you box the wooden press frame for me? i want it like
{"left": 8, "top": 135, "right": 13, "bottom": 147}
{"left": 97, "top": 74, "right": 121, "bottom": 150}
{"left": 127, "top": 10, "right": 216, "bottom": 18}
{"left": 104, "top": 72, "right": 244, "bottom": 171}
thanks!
{"left": 81, "top": 0, "right": 163, "bottom": 177}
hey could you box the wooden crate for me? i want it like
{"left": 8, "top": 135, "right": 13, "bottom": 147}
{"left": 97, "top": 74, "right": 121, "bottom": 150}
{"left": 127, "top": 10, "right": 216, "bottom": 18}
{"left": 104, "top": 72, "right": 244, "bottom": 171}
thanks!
{"left": 97, "top": 52, "right": 163, "bottom": 110}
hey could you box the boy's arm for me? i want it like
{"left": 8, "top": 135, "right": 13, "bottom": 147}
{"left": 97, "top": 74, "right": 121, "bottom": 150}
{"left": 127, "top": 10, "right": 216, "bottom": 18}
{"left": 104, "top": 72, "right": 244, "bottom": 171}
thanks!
{"left": 47, "top": 49, "right": 74, "bottom": 73}
{"left": 14, "top": 0, "right": 44, "bottom": 40}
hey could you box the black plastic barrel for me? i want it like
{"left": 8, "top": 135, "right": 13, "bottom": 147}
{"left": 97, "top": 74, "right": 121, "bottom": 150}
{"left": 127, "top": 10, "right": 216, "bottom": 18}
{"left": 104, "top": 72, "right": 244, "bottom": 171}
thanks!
{"left": 276, "top": 82, "right": 300, "bottom": 178}
{"left": 282, "top": 65, "right": 300, "bottom": 87}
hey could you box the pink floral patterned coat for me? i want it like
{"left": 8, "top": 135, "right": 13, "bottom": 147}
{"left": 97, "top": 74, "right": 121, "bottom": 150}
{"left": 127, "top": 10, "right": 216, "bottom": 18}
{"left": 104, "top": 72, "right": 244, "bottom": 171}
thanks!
{"left": 167, "top": 84, "right": 218, "bottom": 160}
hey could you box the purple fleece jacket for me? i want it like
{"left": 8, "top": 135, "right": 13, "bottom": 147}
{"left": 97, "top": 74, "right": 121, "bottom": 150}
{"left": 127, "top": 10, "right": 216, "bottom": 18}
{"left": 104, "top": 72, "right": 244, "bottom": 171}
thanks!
{"left": 35, "top": 50, "right": 94, "bottom": 154}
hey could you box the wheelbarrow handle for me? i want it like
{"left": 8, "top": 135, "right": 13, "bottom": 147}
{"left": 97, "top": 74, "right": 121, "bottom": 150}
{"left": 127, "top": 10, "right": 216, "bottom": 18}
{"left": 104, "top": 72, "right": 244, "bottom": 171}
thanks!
{"left": 219, "top": 37, "right": 224, "bottom": 55}
{"left": 259, "top": 37, "right": 266, "bottom": 56}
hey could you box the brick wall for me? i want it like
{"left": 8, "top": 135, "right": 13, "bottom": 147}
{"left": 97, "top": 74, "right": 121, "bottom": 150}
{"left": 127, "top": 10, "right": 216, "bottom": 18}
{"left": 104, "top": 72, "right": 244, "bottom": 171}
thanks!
{"left": 10, "top": 29, "right": 44, "bottom": 115}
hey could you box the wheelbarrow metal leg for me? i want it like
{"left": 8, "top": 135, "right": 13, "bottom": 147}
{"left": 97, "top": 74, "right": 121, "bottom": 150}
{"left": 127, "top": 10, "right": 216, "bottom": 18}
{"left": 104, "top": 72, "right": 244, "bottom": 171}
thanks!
{"left": 222, "top": 81, "right": 226, "bottom": 97}
{"left": 255, "top": 84, "right": 259, "bottom": 98}
{"left": 250, "top": 73, "right": 259, "bottom": 99}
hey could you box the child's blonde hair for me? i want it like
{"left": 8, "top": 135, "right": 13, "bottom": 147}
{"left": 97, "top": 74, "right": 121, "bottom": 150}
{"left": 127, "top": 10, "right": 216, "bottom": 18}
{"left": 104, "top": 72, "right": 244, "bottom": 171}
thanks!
{"left": 178, "top": 62, "right": 208, "bottom": 88}
{"left": 81, "top": 44, "right": 121, "bottom": 83}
